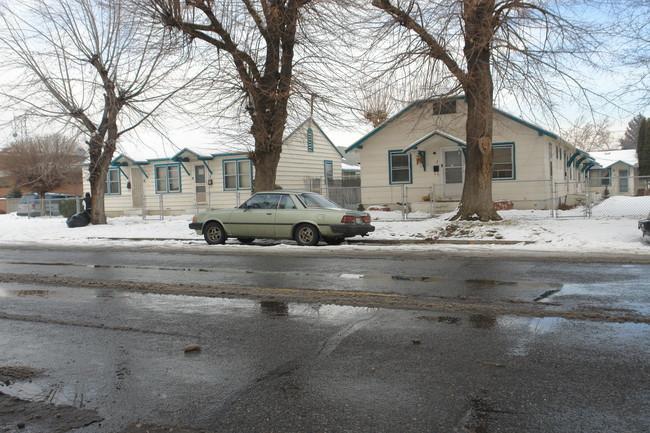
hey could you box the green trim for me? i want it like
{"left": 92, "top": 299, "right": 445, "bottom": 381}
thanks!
{"left": 105, "top": 167, "right": 121, "bottom": 195}
{"left": 202, "top": 159, "right": 213, "bottom": 175}
{"left": 402, "top": 130, "right": 466, "bottom": 153}
{"left": 154, "top": 163, "right": 182, "bottom": 194}
{"left": 492, "top": 142, "right": 516, "bottom": 180}
{"left": 323, "top": 160, "right": 333, "bottom": 181}
{"left": 117, "top": 166, "right": 129, "bottom": 180}
{"left": 388, "top": 150, "right": 412, "bottom": 184}
{"left": 307, "top": 127, "right": 314, "bottom": 152}
{"left": 222, "top": 158, "right": 253, "bottom": 191}
{"left": 346, "top": 95, "right": 562, "bottom": 153}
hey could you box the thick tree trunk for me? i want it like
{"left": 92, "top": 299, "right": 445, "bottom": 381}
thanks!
{"left": 252, "top": 145, "right": 283, "bottom": 192}
{"left": 452, "top": 0, "right": 501, "bottom": 222}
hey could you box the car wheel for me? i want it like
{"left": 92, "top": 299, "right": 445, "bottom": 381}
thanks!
{"left": 203, "top": 222, "right": 226, "bottom": 245}
{"left": 323, "top": 237, "right": 345, "bottom": 245}
{"left": 294, "top": 223, "right": 320, "bottom": 246}
{"left": 237, "top": 238, "right": 255, "bottom": 244}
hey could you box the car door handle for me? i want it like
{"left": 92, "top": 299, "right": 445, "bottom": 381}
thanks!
{"left": 266, "top": 212, "right": 272, "bottom": 215}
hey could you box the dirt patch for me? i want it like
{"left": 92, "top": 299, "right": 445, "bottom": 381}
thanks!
{"left": 0, "top": 366, "right": 42, "bottom": 386}
{"left": 0, "top": 391, "right": 102, "bottom": 433}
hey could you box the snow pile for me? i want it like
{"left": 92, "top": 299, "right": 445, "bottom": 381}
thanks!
{"left": 0, "top": 209, "right": 648, "bottom": 258}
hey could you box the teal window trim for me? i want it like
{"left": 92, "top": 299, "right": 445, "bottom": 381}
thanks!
{"left": 222, "top": 158, "right": 253, "bottom": 191}
{"left": 201, "top": 160, "right": 213, "bottom": 175}
{"left": 323, "top": 160, "right": 334, "bottom": 184}
{"left": 117, "top": 166, "right": 129, "bottom": 180}
{"left": 105, "top": 168, "right": 121, "bottom": 195}
{"left": 492, "top": 142, "right": 515, "bottom": 180}
{"left": 135, "top": 163, "right": 149, "bottom": 179}
{"left": 307, "top": 127, "right": 314, "bottom": 152}
{"left": 154, "top": 163, "right": 182, "bottom": 194}
{"left": 388, "top": 150, "right": 412, "bottom": 184}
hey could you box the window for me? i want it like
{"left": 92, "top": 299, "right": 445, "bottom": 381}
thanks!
{"left": 307, "top": 128, "right": 314, "bottom": 152}
{"left": 619, "top": 169, "right": 629, "bottom": 193}
{"left": 389, "top": 151, "right": 411, "bottom": 184}
{"left": 223, "top": 159, "right": 252, "bottom": 190}
{"left": 589, "top": 169, "right": 610, "bottom": 187}
{"left": 155, "top": 164, "right": 181, "bottom": 193}
{"left": 105, "top": 168, "right": 120, "bottom": 195}
{"left": 432, "top": 99, "right": 457, "bottom": 115}
{"left": 492, "top": 144, "right": 514, "bottom": 179}
{"left": 324, "top": 160, "right": 333, "bottom": 185}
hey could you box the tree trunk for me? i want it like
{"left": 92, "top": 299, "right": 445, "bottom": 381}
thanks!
{"left": 253, "top": 145, "right": 283, "bottom": 192}
{"left": 452, "top": 0, "right": 501, "bottom": 222}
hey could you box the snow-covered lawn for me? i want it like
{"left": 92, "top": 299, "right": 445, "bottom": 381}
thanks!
{"left": 1, "top": 195, "right": 648, "bottom": 259}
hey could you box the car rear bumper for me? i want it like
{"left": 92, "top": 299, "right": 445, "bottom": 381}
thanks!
{"left": 189, "top": 222, "right": 203, "bottom": 231}
{"left": 329, "top": 224, "right": 375, "bottom": 237}
{"left": 639, "top": 219, "right": 650, "bottom": 236}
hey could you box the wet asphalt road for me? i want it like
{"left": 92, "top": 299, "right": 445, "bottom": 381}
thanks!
{"left": 0, "top": 245, "right": 649, "bottom": 432}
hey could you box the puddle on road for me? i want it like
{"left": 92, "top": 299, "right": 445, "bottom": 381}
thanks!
{"left": 6, "top": 261, "right": 564, "bottom": 293}
{"left": 0, "top": 380, "right": 90, "bottom": 407}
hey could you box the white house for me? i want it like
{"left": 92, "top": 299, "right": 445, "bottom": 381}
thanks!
{"left": 83, "top": 119, "right": 345, "bottom": 216}
{"left": 345, "top": 96, "right": 596, "bottom": 212}
{"left": 589, "top": 149, "right": 644, "bottom": 197}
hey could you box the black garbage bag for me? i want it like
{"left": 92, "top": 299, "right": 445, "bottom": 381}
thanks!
{"left": 66, "top": 211, "right": 91, "bottom": 228}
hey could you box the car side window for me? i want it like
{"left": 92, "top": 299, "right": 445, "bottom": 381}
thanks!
{"left": 244, "top": 194, "right": 281, "bottom": 210}
{"left": 278, "top": 195, "right": 297, "bottom": 210}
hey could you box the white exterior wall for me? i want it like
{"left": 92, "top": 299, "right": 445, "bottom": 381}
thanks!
{"left": 83, "top": 119, "right": 342, "bottom": 216}
{"left": 275, "top": 120, "right": 343, "bottom": 191}
{"left": 354, "top": 99, "right": 583, "bottom": 210}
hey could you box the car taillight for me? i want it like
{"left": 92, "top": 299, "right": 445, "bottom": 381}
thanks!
{"left": 341, "top": 215, "right": 355, "bottom": 223}
{"left": 192, "top": 216, "right": 197, "bottom": 223}
{"left": 362, "top": 215, "right": 371, "bottom": 223}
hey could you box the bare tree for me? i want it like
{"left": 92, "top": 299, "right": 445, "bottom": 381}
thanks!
{"left": 368, "top": 0, "right": 602, "bottom": 221}
{"left": 140, "top": 0, "right": 320, "bottom": 192}
{"left": 563, "top": 116, "right": 614, "bottom": 152}
{"left": 0, "top": 134, "right": 84, "bottom": 200}
{"left": 0, "top": 0, "right": 190, "bottom": 224}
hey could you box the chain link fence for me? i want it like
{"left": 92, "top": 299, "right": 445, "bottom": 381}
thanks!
{"left": 319, "top": 175, "right": 650, "bottom": 221}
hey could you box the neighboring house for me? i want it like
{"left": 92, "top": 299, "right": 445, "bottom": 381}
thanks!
{"left": 82, "top": 119, "right": 344, "bottom": 217}
{"left": 588, "top": 149, "right": 644, "bottom": 197}
{"left": 345, "top": 96, "right": 596, "bottom": 212}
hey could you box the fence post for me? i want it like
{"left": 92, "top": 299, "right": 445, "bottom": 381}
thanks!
{"left": 159, "top": 194, "right": 164, "bottom": 221}
{"left": 141, "top": 195, "right": 146, "bottom": 220}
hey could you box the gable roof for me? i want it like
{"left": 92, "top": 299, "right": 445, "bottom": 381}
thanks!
{"left": 589, "top": 149, "right": 638, "bottom": 169}
{"left": 403, "top": 130, "right": 466, "bottom": 152}
{"left": 345, "top": 96, "right": 559, "bottom": 153}
{"left": 284, "top": 118, "right": 343, "bottom": 158}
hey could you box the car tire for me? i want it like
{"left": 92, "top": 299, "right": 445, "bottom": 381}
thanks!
{"left": 237, "top": 238, "right": 255, "bottom": 244}
{"left": 203, "top": 222, "right": 227, "bottom": 245}
{"left": 294, "top": 223, "right": 320, "bottom": 246}
{"left": 323, "top": 237, "right": 345, "bottom": 245}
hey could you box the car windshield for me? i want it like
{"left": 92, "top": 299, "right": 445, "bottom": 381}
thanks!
{"left": 298, "top": 193, "right": 341, "bottom": 209}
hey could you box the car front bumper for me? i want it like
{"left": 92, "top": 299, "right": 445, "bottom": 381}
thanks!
{"left": 639, "top": 219, "right": 650, "bottom": 237}
{"left": 329, "top": 224, "right": 375, "bottom": 237}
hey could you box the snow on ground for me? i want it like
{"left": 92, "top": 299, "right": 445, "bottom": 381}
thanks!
{"left": 0, "top": 195, "right": 649, "bottom": 259}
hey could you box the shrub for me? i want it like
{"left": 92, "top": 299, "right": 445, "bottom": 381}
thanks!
{"left": 59, "top": 199, "right": 78, "bottom": 218}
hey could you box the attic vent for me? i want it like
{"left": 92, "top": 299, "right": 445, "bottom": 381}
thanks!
{"left": 432, "top": 100, "right": 456, "bottom": 115}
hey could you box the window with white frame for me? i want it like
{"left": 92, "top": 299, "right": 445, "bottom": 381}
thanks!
{"left": 492, "top": 144, "right": 514, "bottom": 179}
{"left": 589, "top": 168, "right": 610, "bottom": 187}
{"left": 155, "top": 164, "right": 181, "bottom": 193}
{"left": 389, "top": 151, "right": 411, "bottom": 184}
{"left": 223, "top": 159, "right": 252, "bottom": 190}
{"left": 105, "top": 168, "right": 120, "bottom": 194}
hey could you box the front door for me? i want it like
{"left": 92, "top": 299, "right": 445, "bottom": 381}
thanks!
{"left": 194, "top": 165, "right": 207, "bottom": 204}
{"left": 130, "top": 167, "right": 143, "bottom": 208}
{"left": 443, "top": 148, "right": 464, "bottom": 198}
